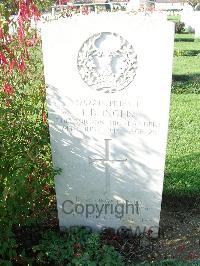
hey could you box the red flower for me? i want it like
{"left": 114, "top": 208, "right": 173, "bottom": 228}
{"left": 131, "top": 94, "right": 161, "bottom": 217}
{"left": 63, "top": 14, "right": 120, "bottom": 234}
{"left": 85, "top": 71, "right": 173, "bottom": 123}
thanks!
{"left": 177, "top": 243, "right": 186, "bottom": 253}
{"left": 3, "top": 83, "right": 14, "bottom": 96}
{"left": 17, "top": 20, "right": 25, "bottom": 45}
{"left": 0, "top": 27, "right": 4, "bottom": 39}
{"left": 42, "top": 112, "right": 47, "bottom": 123}
{"left": 4, "top": 46, "right": 11, "bottom": 55}
{"left": 188, "top": 251, "right": 197, "bottom": 260}
{"left": 4, "top": 34, "right": 13, "bottom": 44}
{"left": 43, "top": 184, "right": 50, "bottom": 192}
{"left": 28, "top": 174, "right": 33, "bottom": 182}
{"left": 24, "top": 48, "right": 30, "bottom": 60}
{"left": 146, "top": 229, "right": 153, "bottom": 237}
{"left": 0, "top": 52, "right": 8, "bottom": 65}
{"left": 19, "top": 54, "right": 25, "bottom": 73}
{"left": 26, "top": 35, "right": 37, "bottom": 47}
{"left": 19, "top": 1, "right": 30, "bottom": 21}
{"left": 10, "top": 60, "right": 17, "bottom": 73}
{"left": 30, "top": 3, "right": 41, "bottom": 21}
{"left": 60, "top": 0, "right": 69, "bottom": 4}
{"left": 82, "top": 6, "right": 89, "bottom": 15}
{"left": 5, "top": 99, "right": 10, "bottom": 107}
{"left": 58, "top": 0, "right": 69, "bottom": 4}
{"left": 73, "top": 243, "right": 81, "bottom": 249}
{"left": 74, "top": 253, "right": 81, "bottom": 258}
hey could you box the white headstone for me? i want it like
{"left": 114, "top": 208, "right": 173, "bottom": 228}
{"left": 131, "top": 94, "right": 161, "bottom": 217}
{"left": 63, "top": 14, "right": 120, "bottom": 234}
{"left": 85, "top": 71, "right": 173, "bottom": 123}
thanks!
{"left": 181, "top": 11, "right": 200, "bottom": 33}
{"left": 150, "top": 11, "right": 168, "bottom": 21}
{"left": 194, "top": 13, "right": 200, "bottom": 39}
{"left": 126, "top": 0, "right": 140, "bottom": 12}
{"left": 41, "top": 13, "right": 174, "bottom": 237}
{"left": 195, "top": 25, "right": 200, "bottom": 39}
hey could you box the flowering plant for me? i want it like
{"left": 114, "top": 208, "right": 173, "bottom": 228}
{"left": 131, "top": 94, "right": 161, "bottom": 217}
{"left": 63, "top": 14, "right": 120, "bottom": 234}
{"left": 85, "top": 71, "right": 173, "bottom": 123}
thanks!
{"left": 0, "top": 1, "right": 55, "bottom": 262}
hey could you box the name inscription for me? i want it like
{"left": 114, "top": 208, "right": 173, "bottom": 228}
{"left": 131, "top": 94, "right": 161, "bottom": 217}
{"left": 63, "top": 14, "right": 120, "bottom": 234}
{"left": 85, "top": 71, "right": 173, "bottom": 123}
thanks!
{"left": 53, "top": 98, "right": 161, "bottom": 136}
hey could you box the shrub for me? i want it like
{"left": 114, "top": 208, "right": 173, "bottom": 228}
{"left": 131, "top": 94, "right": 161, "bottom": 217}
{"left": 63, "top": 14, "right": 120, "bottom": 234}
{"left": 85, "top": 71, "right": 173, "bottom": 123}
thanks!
{"left": 175, "top": 22, "right": 185, "bottom": 34}
{"left": 32, "top": 228, "right": 124, "bottom": 265}
{"left": 0, "top": 1, "right": 55, "bottom": 262}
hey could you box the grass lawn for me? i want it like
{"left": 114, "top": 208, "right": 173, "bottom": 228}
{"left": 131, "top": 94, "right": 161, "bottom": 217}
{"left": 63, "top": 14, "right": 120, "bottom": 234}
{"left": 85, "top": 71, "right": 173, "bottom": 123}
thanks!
{"left": 165, "top": 94, "right": 200, "bottom": 195}
{"left": 172, "top": 33, "right": 200, "bottom": 93}
{"left": 173, "top": 56, "right": 200, "bottom": 75}
{"left": 174, "top": 33, "right": 196, "bottom": 44}
{"left": 168, "top": 15, "right": 181, "bottom": 23}
{"left": 164, "top": 32, "right": 200, "bottom": 196}
{"left": 174, "top": 34, "right": 200, "bottom": 50}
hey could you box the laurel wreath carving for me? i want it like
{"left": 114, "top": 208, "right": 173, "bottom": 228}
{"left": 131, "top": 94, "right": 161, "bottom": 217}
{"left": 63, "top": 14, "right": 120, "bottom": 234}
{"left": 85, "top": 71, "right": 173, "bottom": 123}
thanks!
{"left": 77, "top": 32, "right": 138, "bottom": 93}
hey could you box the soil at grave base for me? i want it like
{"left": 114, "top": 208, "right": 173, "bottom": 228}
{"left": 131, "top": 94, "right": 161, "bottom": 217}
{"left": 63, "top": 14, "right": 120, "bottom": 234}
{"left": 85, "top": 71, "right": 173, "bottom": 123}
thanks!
{"left": 12, "top": 195, "right": 200, "bottom": 265}
{"left": 152, "top": 194, "right": 200, "bottom": 263}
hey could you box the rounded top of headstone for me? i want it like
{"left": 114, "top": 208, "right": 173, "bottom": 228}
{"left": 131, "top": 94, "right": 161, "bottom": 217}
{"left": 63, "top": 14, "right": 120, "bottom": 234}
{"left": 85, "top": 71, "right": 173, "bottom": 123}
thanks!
{"left": 77, "top": 32, "right": 138, "bottom": 93}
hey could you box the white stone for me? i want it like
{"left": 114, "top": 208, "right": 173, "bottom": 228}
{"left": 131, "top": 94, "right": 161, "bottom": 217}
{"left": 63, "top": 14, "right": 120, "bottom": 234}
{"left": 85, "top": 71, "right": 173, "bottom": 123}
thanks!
{"left": 195, "top": 25, "right": 200, "bottom": 38}
{"left": 126, "top": 0, "right": 140, "bottom": 12}
{"left": 181, "top": 11, "right": 200, "bottom": 34}
{"left": 41, "top": 13, "right": 174, "bottom": 237}
{"left": 150, "top": 11, "right": 168, "bottom": 21}
{"left": 194, "top": 13, "right": 200, "bottom": 39}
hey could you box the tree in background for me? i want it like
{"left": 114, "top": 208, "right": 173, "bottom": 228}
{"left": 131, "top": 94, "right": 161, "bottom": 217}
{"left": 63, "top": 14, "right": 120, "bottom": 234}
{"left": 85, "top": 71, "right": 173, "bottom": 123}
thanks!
{"left": 187, "top": 0, "right": 200, "bottom": 10}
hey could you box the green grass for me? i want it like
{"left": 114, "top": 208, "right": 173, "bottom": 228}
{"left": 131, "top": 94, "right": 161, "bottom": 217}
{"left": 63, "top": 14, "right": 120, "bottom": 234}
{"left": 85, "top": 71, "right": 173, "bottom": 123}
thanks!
{"left": 165, "top": 94, "right": 200, "bottom": 195}
{"left": 173, "top": 56, "right": 200, "bottom": 75}
{"left": 168, "top": 15, "right": 181, "bottom": 23}
{"left": 163, "top": 32, "right": 200, "bottom": 196}
{"left": 174, "top": 34, "right": 200, "bottom": 51}
{"left": 172, "top": 33, "right": 200, "bottom": 94}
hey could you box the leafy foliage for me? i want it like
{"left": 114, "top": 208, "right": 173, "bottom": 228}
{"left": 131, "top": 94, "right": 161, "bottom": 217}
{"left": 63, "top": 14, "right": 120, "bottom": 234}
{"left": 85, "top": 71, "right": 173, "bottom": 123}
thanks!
{"left": 0, "top": 42, "right": 57, "bottom": 262}
{"left": 0, "top": 1, "right": 56, "bottom": 262}
{"left": 32, "top": 228, "right": 124, "bottom": 265}
{"left": 175, "top": 22, "right": 185, "bottom": 34}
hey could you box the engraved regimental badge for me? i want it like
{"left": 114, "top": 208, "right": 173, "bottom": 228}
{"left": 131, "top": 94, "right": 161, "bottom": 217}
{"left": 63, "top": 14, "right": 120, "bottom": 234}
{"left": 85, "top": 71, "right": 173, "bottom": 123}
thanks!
{"left": 77, "top": 32, "right": 137, "bottom": 93}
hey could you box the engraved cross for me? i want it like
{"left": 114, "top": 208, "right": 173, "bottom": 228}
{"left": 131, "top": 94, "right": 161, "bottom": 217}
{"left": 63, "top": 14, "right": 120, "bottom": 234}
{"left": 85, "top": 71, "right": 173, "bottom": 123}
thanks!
{"left": 89, "top": 139, "right": 127, "bottom": 195}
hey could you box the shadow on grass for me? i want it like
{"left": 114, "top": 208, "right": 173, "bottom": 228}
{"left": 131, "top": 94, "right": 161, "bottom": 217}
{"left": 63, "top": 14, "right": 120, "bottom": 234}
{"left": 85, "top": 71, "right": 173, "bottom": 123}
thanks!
{"left": 172, "top": 81, "right": 200, "bottom": 94}
{"left": 162, "top": 193, "right": 200, "bottom": 212}
{"left": 174, "top": 50, "right": 200, "bottom": 56}
{"left": 172, "top": 74, "right": 200, "bottom": 82}
{"left": 174, "top": 38, "right": 195, "bottom": 42}
{"left": 163, "top": 152, "right": 200, "bottom": 210}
